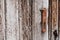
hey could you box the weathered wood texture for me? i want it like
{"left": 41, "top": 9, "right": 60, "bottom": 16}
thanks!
{"left": 48, "top": 0, "right": 58, "bottom": 40}
{"left": 58, "top": 0, "right": 60, "bottom": 40}
{"left": 48, "top": 0, "right": 52, "bottom": 40}
{"left": 0, "top": 0, "right": 5, "bottom": 40}
{"left": 34, "top": 0, "right": 48, "bottom": 40}
{"left": 0, "top": 0, "right": 34, "bottom": 40}
{"left": 0, "top": 0, "right": 49, "bottom": 40}
{"left": 18, "top": 0, "right": 23, "bottom": 40}
{"left": 5, "top": 0, "right": 19, "bottom": 40}
{"left": 21, "top": 0, "right": 33, "bottom": 40}
{"left": 0, "top": 0, "right": 59, "bottom": 40}
{"left": 52, "top": 0, "right": 58, "bottom": 40}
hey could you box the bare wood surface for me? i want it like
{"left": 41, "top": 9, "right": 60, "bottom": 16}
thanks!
{"left": 5, "top": 0, "right": 19, "bottom": 40}
{"left": 0, "top": 0, "right": 5, "bottom": 40}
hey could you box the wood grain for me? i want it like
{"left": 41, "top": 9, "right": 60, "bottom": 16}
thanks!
{"left": 5, "top": 0, "right": 19, "bottom": 40}
{"left": 0, "top": 0, "right": 5, "bottom": 40}
{"left": 48, "top": 0, "right": 58, "bottom": 40}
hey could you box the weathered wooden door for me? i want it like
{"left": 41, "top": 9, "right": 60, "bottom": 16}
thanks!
{"left": 0, "top": 0, "right": 35, "bottom": 40}
{"left": 0, "top": 0, "right": 59, "bottom": 40}
{"left": 0, "top": 0, "right": 49, "bottom": 40}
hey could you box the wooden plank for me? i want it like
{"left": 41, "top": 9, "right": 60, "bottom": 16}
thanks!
{"left": 33, "top": 0, "right": 41, "bottom": 40}
{"left": 15, "top": 0, "right": 19, "bottom": 40}
{"left": 0, "top": 0, "right": 5, "bottom": 40}
{"left": 48, "top": 0, "right": 52, "bottom": 40}
{"left": 48, "top": 0, "right": 58, "bottom": 40}
{"left": 21, "top": 0, "right": 32, "bottom": 40}
{"left": 18, "top": 0, "right": 23, "bottom": 40}
{"left": 58, "top": 0, "right": 60, "bottom": 40}
{"left": 31, "top": 0, "right": 36, "bottom": 40}
{"left": 5, "top": 0, "right": 19, "bottom": 40}
{"left": 52, "top": 0, "right": 58, "bottom": 40}
{"left": 33, "top": 0, "right": 48, "bottom": 40}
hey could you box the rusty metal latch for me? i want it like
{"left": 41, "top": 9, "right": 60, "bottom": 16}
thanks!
{"left": 40, "top": 8, "right": 47, "bottom": 33}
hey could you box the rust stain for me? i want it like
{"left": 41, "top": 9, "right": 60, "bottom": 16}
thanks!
{"left": 41, "top": 8, "right": 47, "bottom": 33}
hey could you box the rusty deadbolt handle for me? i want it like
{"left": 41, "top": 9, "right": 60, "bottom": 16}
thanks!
{"left": 40, "top": 8, "right": 47, "bottom": 33}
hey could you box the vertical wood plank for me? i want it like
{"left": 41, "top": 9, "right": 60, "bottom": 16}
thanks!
{"left": 34, "top": 0, "right": 48, "bottom": 40}
{"left": 52, "top": 0, "right": 58, "bottom": 40}
{"left": 33, "top": 0, "right": 41, "bottom": 40}
{"left": 48, "top": 0, "right": 58, "bottom": 40}
{"left": 48, "top": 0, "right": 52, "bottom": 40}
{"left": 58, "top": 0, "right": 60, "bottom": 40}
{"left": 6, "top": 0, "right": 19, "bottom": 40}
{"left": 21, "top": 0, "right": 32, "bottom": 40}
{"left": 15, "top": 0, "right": 20, "bottom": 40}
{"left": 0, "top": 0, "right": 5, "bottom": 40}
{"left": 18, "top": 0, "right": 23, "bottom": 40}
{"left": 32, "top": 0, "right": 36, "bottom": 40}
